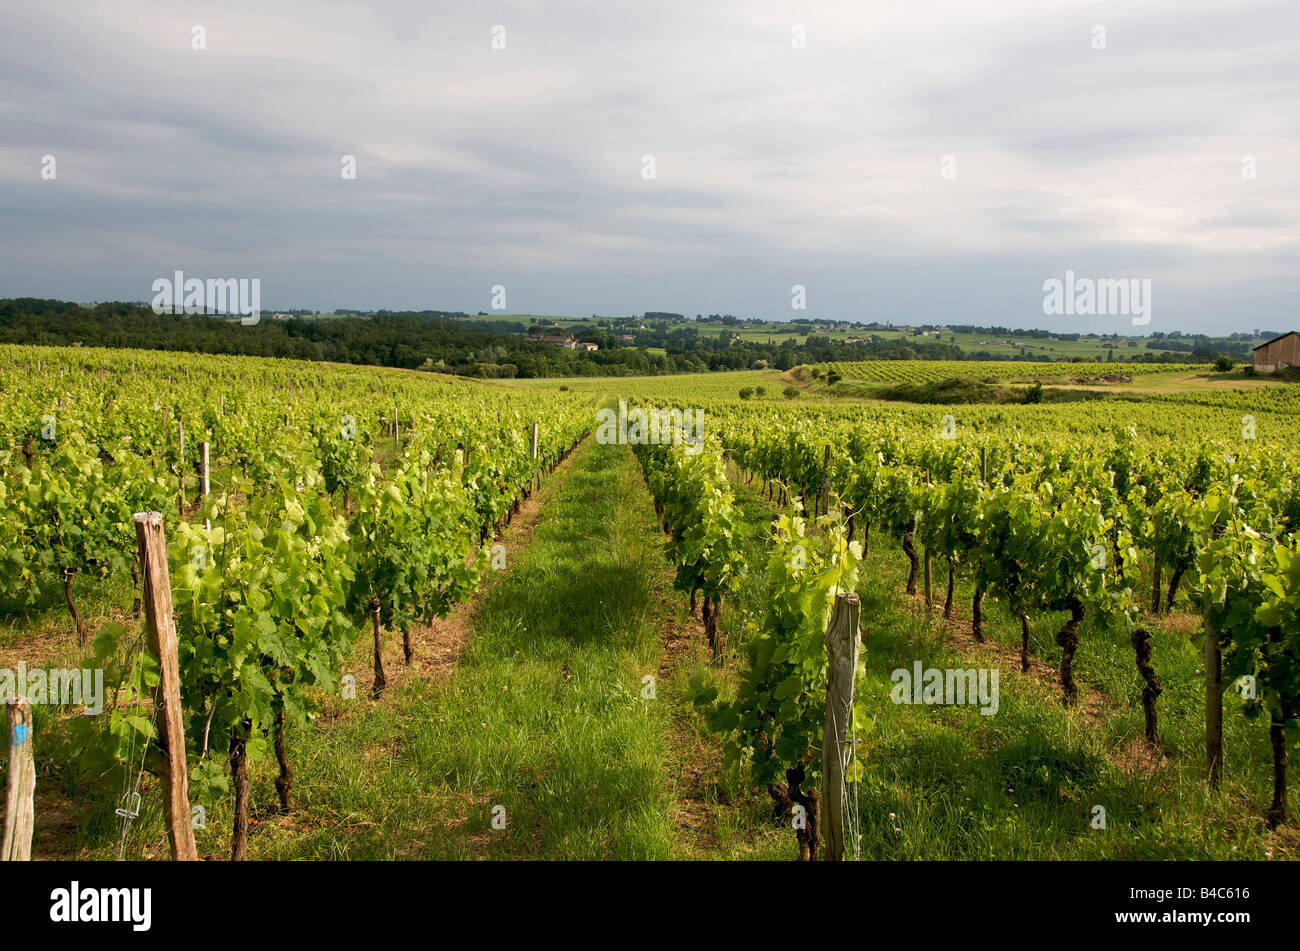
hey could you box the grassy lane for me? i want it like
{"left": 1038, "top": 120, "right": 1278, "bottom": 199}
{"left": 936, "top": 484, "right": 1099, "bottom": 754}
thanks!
{"left": 230, "top": 438, "right": 689, "bottom": 859}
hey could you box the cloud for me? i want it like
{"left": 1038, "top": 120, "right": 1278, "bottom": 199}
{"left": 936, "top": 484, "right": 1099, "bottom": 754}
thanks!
{"left": 0, "top": 0, "right": 1296, "bottom": 332}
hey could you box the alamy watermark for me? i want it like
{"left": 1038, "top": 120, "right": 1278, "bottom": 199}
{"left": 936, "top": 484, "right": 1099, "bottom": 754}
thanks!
{"left": 595, "top": 401, "right": 705, "bottom": 455}
{"left": 151, "top": 271, "right": 261, "bottom": 325}
{"left": 49, "top": 882, "right": 151, "bottom": 932}
{"left": 1042, "top": 270, "right": 1151, "bottom": 326}
{"left": 2, "top": 662, "right": 105, "bottom": 715}
{"left": 890, "top": 662, "right": 999, "bottom": 716}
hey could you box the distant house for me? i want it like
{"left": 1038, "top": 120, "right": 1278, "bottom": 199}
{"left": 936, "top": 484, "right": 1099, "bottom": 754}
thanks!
{"left": 536, "top": 333, "right": 597, "bottom": 351}
{"left": 1252, "top": 332, "right": 1300, "bottom": 373}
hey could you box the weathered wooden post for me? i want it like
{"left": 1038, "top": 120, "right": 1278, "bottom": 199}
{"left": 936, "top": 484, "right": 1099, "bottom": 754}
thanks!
{"left": 2, "top": 698, "right": 35, "bottom": 861}
{"left": 133, "top": 513, "right": 199, "bottom": 861}
{"left": 1204, "top": 600, "right": 1223, "bottom": 789}
{"left": 531, "top": 422, "right": 539, "bottom": 460}
{"left": 821, "top": 591, "right": 862, "bottom": 861}
{"left": 371, "top": 600, "right": 386, "bottom": 699}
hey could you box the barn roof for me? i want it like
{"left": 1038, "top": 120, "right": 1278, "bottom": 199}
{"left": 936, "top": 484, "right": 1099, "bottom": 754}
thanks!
{"left": 1252, "top": 330, "right": 1299, "bottom": 351}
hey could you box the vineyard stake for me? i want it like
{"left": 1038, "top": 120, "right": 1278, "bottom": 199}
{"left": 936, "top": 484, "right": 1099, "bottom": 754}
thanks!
{"left": 531, "top": 421, "right": 539, "bottom": 460}
{"left": 1203, "top": 598, "right": 1223, "bottom": 789}
{"left": 821, "top": 591, "right": 861, "bottom": 861}
{"left": 923, "top": 467, "right": 932, "bottom": 605}
{"left": 133, "top": 513, "right": 199, "bottom": 861}
{"left": 2, "top": 697, "right": 35, "bottom": 861}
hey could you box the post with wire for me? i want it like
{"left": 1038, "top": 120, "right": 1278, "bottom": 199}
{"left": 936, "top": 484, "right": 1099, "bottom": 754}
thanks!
{"left": 134, "top": 512, "right": 199, "bottom": 861}
{"left": 821, "top": 590, "right": 862, "bottom": 861}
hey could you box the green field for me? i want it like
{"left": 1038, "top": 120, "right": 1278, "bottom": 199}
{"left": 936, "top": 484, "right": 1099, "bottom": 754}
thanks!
{"left": 2, "top": 345, "right": 1298, "bottom": 863}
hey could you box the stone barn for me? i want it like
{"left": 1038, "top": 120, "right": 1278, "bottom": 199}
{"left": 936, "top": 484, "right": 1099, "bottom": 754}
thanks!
{"left": 1252, "top": 331, "right": 1300, "bottom": 373}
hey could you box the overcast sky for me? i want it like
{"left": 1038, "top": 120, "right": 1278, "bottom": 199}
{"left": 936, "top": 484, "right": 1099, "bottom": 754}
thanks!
{"left": 2, "top": 0, "right": 1297, "bottom": 334}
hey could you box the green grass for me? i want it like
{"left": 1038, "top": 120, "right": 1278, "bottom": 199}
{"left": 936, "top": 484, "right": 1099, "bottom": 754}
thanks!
{"left": 240, "top": 439, "right": 692, "bottom": 859}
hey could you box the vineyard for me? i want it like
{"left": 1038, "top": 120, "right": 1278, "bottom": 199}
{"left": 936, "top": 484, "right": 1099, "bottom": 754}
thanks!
{"left": 807, "top": 359, "right": 1202, "bottom": 384}
{"left": 2, "top": 343, "right": 1298, "bottom": 860}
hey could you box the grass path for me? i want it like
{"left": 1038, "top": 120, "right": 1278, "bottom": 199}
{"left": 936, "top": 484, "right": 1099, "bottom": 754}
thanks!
{"left": 230, "top": 438, "right": 713, "bottom": 859}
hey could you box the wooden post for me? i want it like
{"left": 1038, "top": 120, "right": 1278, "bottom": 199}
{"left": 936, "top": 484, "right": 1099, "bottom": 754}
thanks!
{"left": 2, "top": 698, "right": 35, "bottom": 861}
{"left": 1204, "top": 599, "right": 1223, "bottom": 789}
{"left": 393, "top": 405, "right": 399, "bottom": 449}
{"left": 923, "top": 467, "right": 932, "bottom": 605}
{"left": 133, "top": 513, "right": 199, "bottom": 861}
{"left": 821, "top": 592, "right": 861, "bottom": 862}
{"left": 531, "top": 422, "right": 539, "bottom": 460}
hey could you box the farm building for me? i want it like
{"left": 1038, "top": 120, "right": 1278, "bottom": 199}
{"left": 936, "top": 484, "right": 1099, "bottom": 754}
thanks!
{"left": 1252, "top": 331, "right": 1300, "bottom": 373}
{"left": 536, "top": 333, "right": 597, "bottom": 351}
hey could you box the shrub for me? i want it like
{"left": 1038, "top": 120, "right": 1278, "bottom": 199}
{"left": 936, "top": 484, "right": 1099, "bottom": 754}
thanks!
{"left": 1213, "top": 355, "right": 1235, "bottom": 372}
{"left": 783, "top": 386, "right": 800, "bottom": 399}
{"left": 738, "top": 387, "right": 754, "bottom": 400}
{"left": 755, "top": 386, "right": 767, "bottom": 397}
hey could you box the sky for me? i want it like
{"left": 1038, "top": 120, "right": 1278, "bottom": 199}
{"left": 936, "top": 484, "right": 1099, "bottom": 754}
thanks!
{"left": 1, "top": 0, "right": 1297, "bottom": 335}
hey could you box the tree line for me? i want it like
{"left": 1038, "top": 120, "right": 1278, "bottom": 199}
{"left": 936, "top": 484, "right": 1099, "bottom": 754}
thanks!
{"left": 0, "top": 298, "right": 1221, "bottom": 378}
